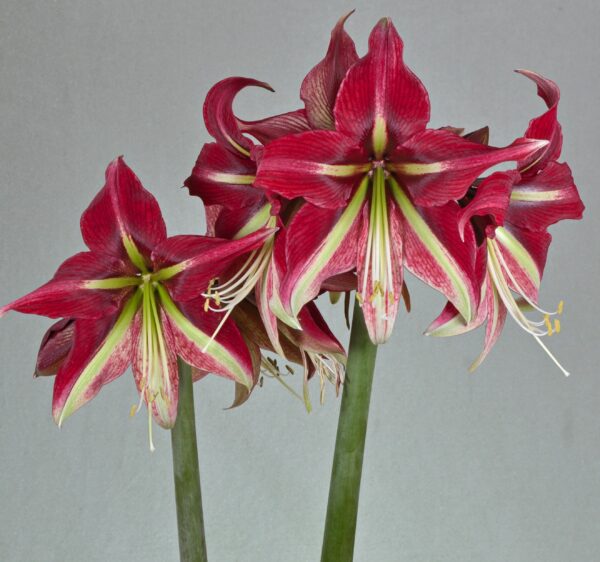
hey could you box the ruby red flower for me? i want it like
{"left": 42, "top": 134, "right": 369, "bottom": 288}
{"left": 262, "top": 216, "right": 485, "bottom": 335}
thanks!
{"left": 1, "top": 157, "right": 273, "bottom": 445}
{"left": 255, "top": 18, "right": 548, "bottom": 344}
{"left": 185, "top": 74, "right": 347, "bottom": 373}
{"left": 426, "top": 72, "right": 584, "bottom": 374}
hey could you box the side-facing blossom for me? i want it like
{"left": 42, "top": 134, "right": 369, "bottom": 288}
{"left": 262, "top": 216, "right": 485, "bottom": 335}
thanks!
{"left": 1, "top": 157, "right": 273, "bottom": 447}
{"left": 185, "top": 74, "right": 347, "bottom": 391}
{"left": 255, "top": 18, "right": 548, "bottom": 344}
{"left": 426, "top": 71, "right": 584, "bottom": 374}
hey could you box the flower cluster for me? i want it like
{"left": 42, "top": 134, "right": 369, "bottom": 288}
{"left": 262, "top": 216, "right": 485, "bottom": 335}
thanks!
{"left": 1, "top": 13, "right": 583, "bottom": 439}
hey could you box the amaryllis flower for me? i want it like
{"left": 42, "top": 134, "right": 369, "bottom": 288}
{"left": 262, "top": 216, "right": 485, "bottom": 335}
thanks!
{"left": 185, "top": 76, "right": 316, "bottom": 356}
{"left": 426, "top": 71, "right": 584, "bottom": 374}
{"left": 1, "top": 157, "right": 273, "bottom": 446}
{"left": 255, "top": 17, "right": 548, "bottom": 344}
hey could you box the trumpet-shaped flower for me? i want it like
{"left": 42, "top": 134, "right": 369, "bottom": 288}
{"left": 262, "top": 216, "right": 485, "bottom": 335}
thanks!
{"left": 426, "top": 72, "right": 584, "bottom": 374}
{"left": 1, "top": 157, "right": 273, "bottom": 447}
{"left": 255, "top": 18, "right": 548, "bottom": 344}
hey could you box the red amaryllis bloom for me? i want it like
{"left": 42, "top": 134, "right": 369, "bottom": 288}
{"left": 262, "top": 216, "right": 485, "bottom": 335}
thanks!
{"left": 185, "top": 76, "right": 347, "bottom": 395}
{"left": 255, "top": 17, "right": 548, "bottom": 344}
{"left": 1, "top": 157, "right": 272, "bottom": 447}
{"left": 426, "top": 72, "right": 584, "bottom": 374}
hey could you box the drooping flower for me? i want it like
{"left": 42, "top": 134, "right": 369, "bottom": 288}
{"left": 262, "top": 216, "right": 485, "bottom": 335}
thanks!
{"left": 232, "top": 299, "right": 346, "bottom": 410}
{"left": 254, "top": 18, "right": 548, "bottom": 344}
{"left": 426, "top": 71, "right": 584, "bottom": 374}
{"left": 1, "top": 157, "right": 273, "bottom": 447}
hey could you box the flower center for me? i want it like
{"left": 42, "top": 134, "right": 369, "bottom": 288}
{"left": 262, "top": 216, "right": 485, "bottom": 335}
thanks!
{"left": 130, "top": 276, "right": 172, "bottom": 451}
{"left": 356, "top": 166, "right": 397, "bottom": 343}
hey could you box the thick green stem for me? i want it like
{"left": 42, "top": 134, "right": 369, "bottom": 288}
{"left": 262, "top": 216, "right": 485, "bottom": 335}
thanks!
{"left": 171, "top": 358, "right": 208, "bottom": 562}
{"left": 321, "top": 300, "right": 378, "bottom": 562}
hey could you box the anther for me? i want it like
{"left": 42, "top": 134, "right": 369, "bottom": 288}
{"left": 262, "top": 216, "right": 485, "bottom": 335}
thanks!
{"left": 544, "top": 315, "right": 553, "bottom": 336}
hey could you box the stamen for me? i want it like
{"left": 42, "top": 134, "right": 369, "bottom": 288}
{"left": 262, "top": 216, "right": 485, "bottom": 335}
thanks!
{"left": 544, "top": 315, "right": 553, "bottom": 336}
{"left": 201, "top": 237, "right": 274, "bottom": 352}
{"left": 494, "top": 241, "right": 563, "bottom": 318}
{"left": 487, "top": 239, "right": 569, "bottom": 376}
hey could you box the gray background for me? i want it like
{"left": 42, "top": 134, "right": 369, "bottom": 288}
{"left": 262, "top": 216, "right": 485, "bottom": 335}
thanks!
{"left": 1, "top": 1, "right": 599, "bottom": 560}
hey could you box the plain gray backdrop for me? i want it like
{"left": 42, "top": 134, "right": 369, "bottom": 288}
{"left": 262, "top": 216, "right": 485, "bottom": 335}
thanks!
{"left": 1, "top": 1, "right": 599, "bottom": 561}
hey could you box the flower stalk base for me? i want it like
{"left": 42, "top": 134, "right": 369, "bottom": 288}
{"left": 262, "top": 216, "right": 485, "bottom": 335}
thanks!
{"left": 171, "top": 358, "right": 208, "bottom": 562}
{"left": 321, "top": 300, "right": 378, "bottom": 562}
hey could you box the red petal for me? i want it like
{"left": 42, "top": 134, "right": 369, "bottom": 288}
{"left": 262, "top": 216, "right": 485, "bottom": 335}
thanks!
{"left": 238, "top": 108, "right": 311, "bottom": 144}
{"left": 334, "top": 18, "right": 430, "bottom": 153}
{"left": 0, "top": 252, "right": 132, "bottom": 319}
{"left": 357, "top": 198, "right": 404, "bottom": 343}
{"left": 300, "top": 11, "right": 359, "bottom": 130}
{"left": 398, "top": 194, "right": 479, "bottom": 322}
{"left": 255, "top": 130, "right": 369, "bottom": 208}
{"left": 458, "top": 171, "right": 519, "bottom": 237}
{"left": 255, "top": 231, "right": 287, "bottom": 357}
{"left": 279, "top": 199, "right": 364, "bottom": 319}
{"left": 165, "top": 297, "right": 255, "bottom": 385}
{"left": 516, "top": 70, "right": 562, "bottom": 172}
{"left": 506, "top": 162, "right": 584, "bottom": 232}
{"left": 81, "top": 157, "right": 167, "bottom": 262}
{"left": 212, "top": 200, "right": 271, "bottom": 240}
{"left": 392, "top": 130, "right": 548, "bottom": 206}
{"left": 495, "top": 225, "right": 551, "bottom": 302}
{"left": 52, "top": 313, "right": 134, "bottom": 423}
{"left": 203, "top": 77, "right": 274, "bottom": 155}
{"left": 131, "top": 309, "right": 179, "bottom": 429}
{"left": 291, "top": 301, "right": 345, "bottom": 357}
{"left": 152, "top": 229, "right": 274, "bottom": 302}
{"left": 184, "top": 142, "right": 263, "bottom": 209}
{"left": 469, "top": 275, "right": 508, "bottom": 371}
{"left": 35, "top": 319, "right": 75, "bottom": 376}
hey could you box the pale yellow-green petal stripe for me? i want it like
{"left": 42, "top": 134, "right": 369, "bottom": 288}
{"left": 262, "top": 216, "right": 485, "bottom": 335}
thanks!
{"left": 156, "top": 285, "right": 252, "bottom": 389}
{"left": 510, "top": 188, "right": 563, "bottom": 202}
{"left": 234, "top": 203, "right": 273, "bottom": 239}
{"left": 207, "top": 172, "right": 255, "bottom": 185}
{"left": 123, "top": 235, "right": 149, "bottom": 274}
{"left": 494, "top": 226, "right": 540, "bottom": 288}
{"left": 388, "top": 177, "right": 472, "bottom": 322}
{"left": 58, "top": 289, "right": 143, "bottom": 426}
{"left": 389, "top": 162, "right": 443, "bottom": 175}
{"left": 426, "top": 311, "right": 471, "bottom": 338}
{"left": 290, "top": 176, "right": 369, "bottom": 319}
{"left": 85, "top": 276, "right": 141, "bottom": 290}
{"left": 318, "top": 163, "right": 371, "bottom": 177}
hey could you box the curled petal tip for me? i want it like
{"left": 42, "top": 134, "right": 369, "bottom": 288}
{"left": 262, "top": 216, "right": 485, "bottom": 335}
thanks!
{"left": 377, "top": 16, "right": 392, "bottom": 26}
{"left": 258, "top": 81, "right": 275, "bottom": 93}
{"left": 340, "top": 9, "right": 356, "bottom": 23}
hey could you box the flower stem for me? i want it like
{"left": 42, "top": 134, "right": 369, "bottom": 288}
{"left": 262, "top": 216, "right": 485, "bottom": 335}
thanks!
{"left": 321, "top": 300, "right": 378, "bottom": 562}
{"left": 171, "top": 358, "right": 208, "bottom": 562}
